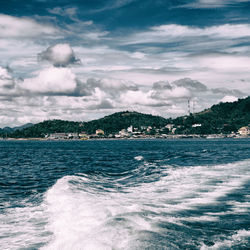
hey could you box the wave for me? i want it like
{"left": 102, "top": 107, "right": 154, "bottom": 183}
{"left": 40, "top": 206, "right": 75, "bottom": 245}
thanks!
{"left": 200, "top": 229, "right": 250, "bottom": 249}
{"left": 0, "top": 198, "right": 51, "bottom": 250}
{"left": 0, "top": 159, "right": 249, "bottom": 249}
{"left": 41, "top": 159, "right": 250, "bottom": 249}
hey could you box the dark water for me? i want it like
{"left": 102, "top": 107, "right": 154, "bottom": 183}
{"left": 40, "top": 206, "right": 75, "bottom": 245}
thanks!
{"left": 0, "top": 139, "right": 249, "bottom": 249}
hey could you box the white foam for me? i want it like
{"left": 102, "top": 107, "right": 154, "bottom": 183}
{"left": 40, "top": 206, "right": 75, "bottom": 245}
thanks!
{"left": 0, "top": 201, "right": 51, "bottom": 250}
{"left": 42, "top": 176, "right": 156, "bottom": 250}
{"left": 134, "top": 155, "right": 144, "bottom": 161}
{"left": 228, "top": 200, "right": 250, "bottom": 213}
{"left": 42, "top": 159, "right": 250, "bottom": 249}
{"left": 2, "top": 159, "right": 248, "bottom": 249}
{"left": 200, "top": 229, "right": 250, "bottom": 249}
{"left": 182, "top": 215, "right": 219, "bottom": 222}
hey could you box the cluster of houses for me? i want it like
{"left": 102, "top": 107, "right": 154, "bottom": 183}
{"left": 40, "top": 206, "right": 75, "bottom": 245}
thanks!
{"left": 45, "top": 124, "right": 250, "bottom": 140}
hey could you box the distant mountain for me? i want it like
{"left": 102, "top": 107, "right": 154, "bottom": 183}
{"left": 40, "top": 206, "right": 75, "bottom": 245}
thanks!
{"left": 0, "top": 123, "right": 34, "bottom": 137}
{"left": 0, "top": 128, "right": 5, "bottom": 136}
{"left": 1, "top": 123, "right": 34, "bottom": 133}
{"left": 2, "top": 127, "right": 13, "bottom": 133}
{"left": 3, "top": 96, "right": 250, "bottom": 138}
{"left": 13, "top": 123, "right": 34, "bottom": 131}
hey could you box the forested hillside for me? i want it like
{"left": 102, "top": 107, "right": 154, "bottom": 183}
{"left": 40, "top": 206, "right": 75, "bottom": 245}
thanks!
{"left": 81, "top": 111, "right": 168, "bottom": 134}
{"left": 2, "top": 96, "right": 249, "bottom": 138}
{"left": 173, "top": 96, "right": 250, "bottom": 134}
{"left": 9, "top": 120, "right": 82, "bottom": 138}
{"left": 7, "top": 112, "right": 168, "bottom": 138}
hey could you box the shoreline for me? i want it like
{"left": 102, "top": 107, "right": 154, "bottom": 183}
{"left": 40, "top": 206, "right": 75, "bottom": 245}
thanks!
{"left": 0, "top": 135, "right": 249, "bottom": 141}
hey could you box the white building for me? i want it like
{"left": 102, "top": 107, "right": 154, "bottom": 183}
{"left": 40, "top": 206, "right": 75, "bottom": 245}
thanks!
{"left": 96, "top": 129, "right": 104, "bottom": 135}
{"left": 119, "top": 129, "right": 129, "bottom": 136}
{"left": 127, "top": 125, "right": 133, "bottom": 133}
{"left": 165, "top": 124, "right": 174, "bottom": 131}
{"left": 238, "top": 126, "right": 250, "bottom": 136}
{"left": 192, "top": 124, "right": 202, "bottom": 128}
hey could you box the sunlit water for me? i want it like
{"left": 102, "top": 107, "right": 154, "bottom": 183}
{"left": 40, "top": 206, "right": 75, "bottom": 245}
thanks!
{"left": 0, "top": 139, "right": 249, "bottom": 249}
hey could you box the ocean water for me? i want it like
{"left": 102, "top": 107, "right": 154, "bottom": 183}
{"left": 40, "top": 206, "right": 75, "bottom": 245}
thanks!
{"left": 0, "top": 139, "right": 249, "bottom": 250}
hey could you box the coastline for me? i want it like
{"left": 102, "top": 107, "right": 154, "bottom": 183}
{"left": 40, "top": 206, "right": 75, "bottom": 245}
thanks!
{"left": 1, "top": 135, "right": 249, "bottom": 141}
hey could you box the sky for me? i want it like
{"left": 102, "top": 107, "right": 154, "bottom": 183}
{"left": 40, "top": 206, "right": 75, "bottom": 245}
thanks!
{"left": 0, "top": 0, "right": 250, "bottom": 127}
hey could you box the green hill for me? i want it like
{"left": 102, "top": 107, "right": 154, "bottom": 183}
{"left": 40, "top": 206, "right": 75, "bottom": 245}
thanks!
{"left": 8, "top": 111, "right": 168, "bottom": 138}
{"left": 81, "top": 111, "right": 168, "bottom": 134}
{"left": 173, "top": 96, "right": 250, "bottom": 134}
{"left": 10, "top": 120, "right": 82, "bottom": 138}
{"left": 4, "top": 96, "right": 250, "bottom": 138}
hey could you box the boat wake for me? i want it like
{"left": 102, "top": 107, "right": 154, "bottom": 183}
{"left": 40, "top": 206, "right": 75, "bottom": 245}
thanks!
{"left": 0, "top": 159, "right": 249, "bottom": 249}
{"left": 41, "top": 159, "right": 250, "bottom": 249}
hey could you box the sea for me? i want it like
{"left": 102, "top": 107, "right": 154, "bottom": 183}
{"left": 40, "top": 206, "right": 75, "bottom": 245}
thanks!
{"left": 0, "top": 139, "right": 249, "bottom": 250}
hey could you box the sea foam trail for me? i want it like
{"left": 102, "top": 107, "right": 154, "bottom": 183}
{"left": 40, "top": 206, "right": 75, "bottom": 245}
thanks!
{"left": 0, "top": 201, "right": 50, "bottom": 250}
{"left": 42, "top": 159, "right": 250, "bottom": 250}
{"left": 200, "top": 229, "right": 250, "bottom": 250}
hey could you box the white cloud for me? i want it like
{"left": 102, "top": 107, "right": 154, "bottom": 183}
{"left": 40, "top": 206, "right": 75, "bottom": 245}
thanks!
{"left": 0, "top": 73, "right": 247, "bottom": 127}
{"left": 0, "top": 12, "right": 249, "bottom": 127}
{"left": 86, "top": 78, "right": 138, "bottom": 95}
{"left": 130, "top": 52, "right": 145, "bottom": 59}
{"left": 151, "top": 86, "right": 191, "bottom": 100}
{"left": 172, "top": 78, "right": 208, "bottom": 91}
{"left": 123, "top": 24, "right": 250, "bottom": 46}
{"left": 93, "top": 0, "right": 136, "bottom": 12}
{"left": 119, "top": 90, "right": 171, "bottom": 107}
{"left": 87, "top": 99, "right": 114, "bottom": 110}
{"left": 20, "top": 67, "right": 78, "bottom": 94}
{"left": 180, "top": 0, "right": 250, "bottom": 8}
{"left": 120, "top": 90, "right": 154, "bottom": 106}
{"left": 80, "top": 24, "right": 249, "bottom": 93}
{"left": 190, "top": 54, "right": 250, "bottom": 72}
{"left": 0, "top": 14, "right": 58, "bottom": 38}
{"left": 0, "top": 116, "right": 16, "bottom": 127}
{"left": 0, "top": 39, "right": 44, "bottom": 73}
{"left": 220, "top": 96, "right": 239, "bottom": 103}
{"left": 0, "top": 67, "right": 15, "bottom": 89}
{"left": 0, "top": 67, "right": 18, "bottom": 97}
{"left": 38, "top": 43, "right": 80, "bottom": 67}
{"left": 48, "top": 7, "right": 77, "bottom": 17}
{"left": 150, "top": 78, "right": 208, "bottom": 101}
{"left": 83, "top": 31, "right": 109, "bottom": 40}
{"left": 147, "top": 78, "right": 246, "bottom": 116}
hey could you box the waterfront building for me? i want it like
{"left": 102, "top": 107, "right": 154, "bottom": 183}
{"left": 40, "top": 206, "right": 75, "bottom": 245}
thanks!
{"left": 96, "top": 129, "right": 105, "bottom": 135}
{"left": 238, "top": 126, "right": 250, "bottom": 136}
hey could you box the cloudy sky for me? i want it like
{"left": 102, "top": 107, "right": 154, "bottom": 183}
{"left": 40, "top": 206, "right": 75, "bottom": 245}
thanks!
{"left": 0, "top": 0, "right": 250, "bottom": 127}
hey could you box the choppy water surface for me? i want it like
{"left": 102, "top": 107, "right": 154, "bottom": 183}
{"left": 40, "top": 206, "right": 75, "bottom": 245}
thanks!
{"left": 0, "top": 139, "right": 249, "bottom": 249}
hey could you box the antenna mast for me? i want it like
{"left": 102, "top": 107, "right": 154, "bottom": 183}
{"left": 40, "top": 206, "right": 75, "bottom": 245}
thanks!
{"left": 188, "top": 99, "right": 191, "bottom": 115}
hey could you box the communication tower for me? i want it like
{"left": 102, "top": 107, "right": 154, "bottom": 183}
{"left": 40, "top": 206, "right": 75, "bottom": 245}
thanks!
{"left": 188, "top": 99, "right": 191, "bottom": 115}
